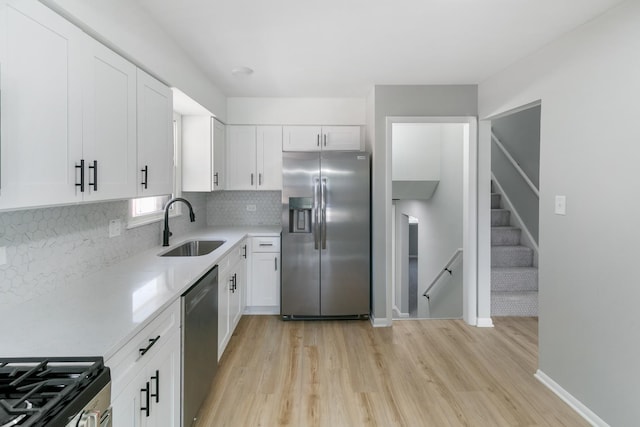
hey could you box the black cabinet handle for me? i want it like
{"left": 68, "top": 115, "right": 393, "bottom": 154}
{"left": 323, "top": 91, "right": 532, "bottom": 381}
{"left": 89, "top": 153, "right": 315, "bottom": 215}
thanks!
{"left": 150, "top": 369, "right": 160, "bottom": 403}
{"left": 324, "top": 134, "right": 327, "bottom": 147}
{"left": 141, "top": 165, "right": 148, "bottom": 189}
{"left": 258, "top": 173, "right": 262, "bottom": 186}
{"left": 275, "top": 257, "right": 278, "bottom": 271}
{"left": 141, "top": 381, "right": 150, "bottom": 417}
{"left": 233, "top": 273, "right": 237, "bottom": 291}
{"left": 250, "top": 173, "right": 254, "bottom": 186}
{"left": 242, "top": 245, "right": 247, "bottom": 259}
{"left": 317, "top": 134, "right": 320, "bottom": 147}
{"left": 75, "top": 159, "right": 85, "bottom": 193}
{"left": 139, "top": 335, "right": 160, "bottom": 357}
{"left": 214, "top": 172, "right": 219, "bottom": 186}
{"left": 88, "top": 160, "right": 98, "bottom": 191}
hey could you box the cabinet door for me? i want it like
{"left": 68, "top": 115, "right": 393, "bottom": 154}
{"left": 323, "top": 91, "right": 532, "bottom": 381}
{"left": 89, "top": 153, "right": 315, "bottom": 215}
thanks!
{"left": 147, "top": 331, "right": 181, "bottom": 427}
{"left": 182, "top": 115, "right": 213, "bottom": 192}
{"left": 282, "top": 126, "right": 321, "bottom": 151}
{"left": 111, "top": 368, "right": 145, "bottom": 427}
{"left": 256, "top": 126, "right": 283, "bottom": 190}
{"left": 137, "top": 69, "right": 173, "bottom": 197}
{"left": 218, "top": 268, "right": 230, "bottom": 360}
{"left": 322, "top": 126, "right": 362, "bottom": 151}
{"left": 0, "top": 0, "right": 83, "bottom": 210}
{"left": 212, "top": 119, "right": 226, "bottom": 191}
{"left": 226, "top": 125, "right": 256, "bottom": 190}
{"left": 82, "top": 38, "right": 137, "bottom": 201}
{"left": 251, "top": 252, "right": 280, "bottom": 307}
{"left": 228, "top": 259, "right": 242, "bottom": 336}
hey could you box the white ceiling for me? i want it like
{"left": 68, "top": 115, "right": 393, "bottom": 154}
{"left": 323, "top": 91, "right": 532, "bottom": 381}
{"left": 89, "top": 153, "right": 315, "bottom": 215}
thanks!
{"left": 136, "top": 0, "right": 623, "bottom": 97}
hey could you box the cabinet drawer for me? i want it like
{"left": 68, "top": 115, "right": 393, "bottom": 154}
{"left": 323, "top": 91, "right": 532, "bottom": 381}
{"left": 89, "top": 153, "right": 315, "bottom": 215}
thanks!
{"left": 251, "top": 236, "right": 280, "bottom": 253}
{"left": 106, "top": 299, "right": 180, "bottom": 399}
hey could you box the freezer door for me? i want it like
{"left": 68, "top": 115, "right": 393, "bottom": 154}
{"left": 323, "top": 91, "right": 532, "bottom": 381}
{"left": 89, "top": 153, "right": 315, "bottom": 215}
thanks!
{"left": 281, "top": 152, "right": 321, "bottom": 316}
{"left": 320, "top": 152, "right": 370, "bottom": 316}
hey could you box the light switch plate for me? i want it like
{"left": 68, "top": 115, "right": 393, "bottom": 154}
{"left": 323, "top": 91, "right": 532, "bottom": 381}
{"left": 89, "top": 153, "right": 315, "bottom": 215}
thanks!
{"left": 109, "top": 219, "right": 122, "bottom": 237}
{"left": 246, "top": 204, "right": 256, "bottom": 212}
{"left": 555, "top": 195, "right": 566, "bottom": 215}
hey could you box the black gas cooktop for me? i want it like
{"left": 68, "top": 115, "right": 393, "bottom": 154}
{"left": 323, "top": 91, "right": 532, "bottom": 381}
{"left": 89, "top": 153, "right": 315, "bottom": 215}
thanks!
{"left": 0, "top": 357, "right": 110, "bottom": 427}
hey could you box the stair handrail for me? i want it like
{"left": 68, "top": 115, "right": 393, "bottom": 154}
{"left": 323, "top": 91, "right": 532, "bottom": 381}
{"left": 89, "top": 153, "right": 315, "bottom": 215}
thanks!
{"left": 422, "top": 248, "right": 463, "bottom": 299}
{"left": 491, "top": 132, "right": 539, "bottom": 198}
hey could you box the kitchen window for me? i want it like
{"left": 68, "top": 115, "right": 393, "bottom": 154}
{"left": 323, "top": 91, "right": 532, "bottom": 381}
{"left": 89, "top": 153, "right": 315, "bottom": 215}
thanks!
{"left": 127, "top": 113, "right": 182, "bottom": 228}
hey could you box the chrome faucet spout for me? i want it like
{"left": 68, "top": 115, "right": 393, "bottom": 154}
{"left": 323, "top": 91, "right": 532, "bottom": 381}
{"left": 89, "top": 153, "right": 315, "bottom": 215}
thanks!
{"left": 162, "top": 197, "right": 196, "bottom": 246}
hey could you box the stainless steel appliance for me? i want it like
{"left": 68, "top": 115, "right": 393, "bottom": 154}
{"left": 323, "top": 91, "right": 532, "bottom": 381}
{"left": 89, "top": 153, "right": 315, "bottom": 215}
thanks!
{"left": 281, "top": 151, "right": 370, "bottom": 318}
{"left": 181, "top": 265, "right": 218, "bottom": 427}
{"left": 0, "top": 357, "right": 111, "bottom": 426}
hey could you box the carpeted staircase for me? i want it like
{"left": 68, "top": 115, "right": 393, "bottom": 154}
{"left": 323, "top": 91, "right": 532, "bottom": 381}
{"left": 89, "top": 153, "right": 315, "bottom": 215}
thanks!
{"left": 491, "top": 184, "right": 538, "bottom": 316}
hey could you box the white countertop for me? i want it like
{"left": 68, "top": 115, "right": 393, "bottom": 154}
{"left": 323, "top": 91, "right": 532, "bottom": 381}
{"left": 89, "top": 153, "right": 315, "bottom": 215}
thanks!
{"left": 0, "top": 226, "right": 280, "bottom": 360}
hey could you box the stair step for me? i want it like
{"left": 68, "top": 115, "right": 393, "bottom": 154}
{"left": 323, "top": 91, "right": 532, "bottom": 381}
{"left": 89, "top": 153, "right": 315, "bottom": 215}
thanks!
{"left": 491, "top": 209, "right": 510, "bottom": 226}
{"left": 491, "top": 291, "right": 538, "bottom": 316}
{"left": 491, "top": 226, "right": 521, "bottom": 246}
{"left": 491, "top": 246, "right": 533, "bottom": 267}
{"left": 491, "top": 267, "right": 538, "bottom": 291}
{"left": 491, "top": 193, "right": 501, "bottom": 209}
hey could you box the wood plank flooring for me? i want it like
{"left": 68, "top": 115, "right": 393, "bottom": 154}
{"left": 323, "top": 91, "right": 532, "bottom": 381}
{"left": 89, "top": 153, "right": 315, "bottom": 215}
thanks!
{"left": 194, "top": 316, "right": 587, "bottom": 426}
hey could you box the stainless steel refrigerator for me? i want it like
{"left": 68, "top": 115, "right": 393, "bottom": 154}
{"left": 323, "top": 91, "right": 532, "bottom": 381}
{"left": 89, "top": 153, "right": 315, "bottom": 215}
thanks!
{"left": 281, "top": 151, "right": 370, "bottom": 319}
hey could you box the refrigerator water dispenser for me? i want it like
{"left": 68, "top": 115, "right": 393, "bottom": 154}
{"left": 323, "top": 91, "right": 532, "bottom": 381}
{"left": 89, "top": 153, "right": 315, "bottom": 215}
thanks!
{"left": 289, "top": 197, "right": 312, "bottom": 233}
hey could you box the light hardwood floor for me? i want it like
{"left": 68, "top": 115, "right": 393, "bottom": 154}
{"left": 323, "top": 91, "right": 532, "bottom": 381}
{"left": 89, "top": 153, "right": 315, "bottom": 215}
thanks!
{"left": 195, "top": 316, "right": 587, "bottom": 426}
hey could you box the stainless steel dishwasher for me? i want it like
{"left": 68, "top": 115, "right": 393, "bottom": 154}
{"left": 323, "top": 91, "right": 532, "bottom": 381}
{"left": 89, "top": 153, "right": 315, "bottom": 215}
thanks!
{"left": 182, "top": 265, "right": 218, "bottom": 427}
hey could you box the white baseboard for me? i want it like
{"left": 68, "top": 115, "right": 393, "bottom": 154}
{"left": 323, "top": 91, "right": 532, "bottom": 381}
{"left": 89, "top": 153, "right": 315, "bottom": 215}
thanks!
{"left": 392, "top": 305, "right": 410, "bottom": 318}
{"left": 370, "top": 313, "right": 391, "bottom": 327}
{"left": 535, "top": 369, "right": 609, "bottom": 427}
{"left": 476, "top": 317, "right": 494, "bottom": 327}
{"left": 244, "top": 306, "right": 280, "bottom": 315}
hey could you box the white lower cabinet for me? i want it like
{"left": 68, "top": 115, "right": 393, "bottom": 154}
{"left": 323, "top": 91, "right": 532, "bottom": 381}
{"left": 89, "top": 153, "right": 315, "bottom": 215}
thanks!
{"left": 246, "top": 235, "right": 281, "bottom": 314}
{"left": 217, "top": 239, "right": 248, "bottom": 359}
{"left": 108, "top": 301, "right": 180, "bottom": 427}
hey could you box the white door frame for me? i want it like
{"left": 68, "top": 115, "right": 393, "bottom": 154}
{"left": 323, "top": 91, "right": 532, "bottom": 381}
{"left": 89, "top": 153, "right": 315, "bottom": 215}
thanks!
{"left": 386, "top": 116, "right": 478, "bottom": 326}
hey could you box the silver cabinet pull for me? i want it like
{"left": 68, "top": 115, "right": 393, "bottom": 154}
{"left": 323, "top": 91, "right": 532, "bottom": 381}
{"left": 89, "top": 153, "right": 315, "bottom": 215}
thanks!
{"left": 323, "top": 134, "right": 327, "bottom": 147}
{"left": 275, "top": 256, "right": 278, "bottom": 271}
{"left": 317, "top": 134, "right": 320, "bottom": 147}
{"left": 259, "top": 173, "right": 262, "bottom": 186}
{"left": 250, "top": 173, "right": 254, "bottom": 186}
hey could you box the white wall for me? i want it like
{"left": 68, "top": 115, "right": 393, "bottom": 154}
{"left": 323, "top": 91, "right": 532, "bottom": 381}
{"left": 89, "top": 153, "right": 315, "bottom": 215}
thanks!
{"left": 227, "top": 97, "right": 366, "bottom": 125}
{"left": 479, "top": 1, "right": 640, "bottom": 424}
{"left": 41, "top": 0, "right": 227, "bottom": 120}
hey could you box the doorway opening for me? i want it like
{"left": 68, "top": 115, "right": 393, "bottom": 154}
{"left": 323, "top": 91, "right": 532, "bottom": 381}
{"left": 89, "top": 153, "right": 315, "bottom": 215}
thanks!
{"left": 389, "top": 119, "right": 474, "bottom": 320}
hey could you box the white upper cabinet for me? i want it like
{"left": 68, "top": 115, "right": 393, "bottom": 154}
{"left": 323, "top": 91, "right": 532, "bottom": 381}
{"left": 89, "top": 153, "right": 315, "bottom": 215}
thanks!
{"left": 256, "top": 126, "right": 283, "bottom": 190}
{"left": 282, "top": 125, "right": 362, "bottom": 152}
{"left": 227, "top": 126, "right": 257, "bottom": 190}
{"left": 137, "top": 69, "right": 174, "bottom": 197}
{"left": 282, "top": 126, "right": 322, "bottom": 151}
{"left": 82, "top": 38, "right": 137, "bottom": 201}
{"left": 182, "top": 116, "right": 225, "bottom": 192}
{"left": 0, "top": 0, "right": 84, "bottom": 210}
{"left": 227, "top": 125, "right": 282, "bottom": 191}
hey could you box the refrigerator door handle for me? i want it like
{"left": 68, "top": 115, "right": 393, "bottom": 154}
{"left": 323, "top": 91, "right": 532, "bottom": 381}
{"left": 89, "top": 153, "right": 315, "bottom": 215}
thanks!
{"left": 321, "top": 178, "right": 327, "bottom": 249}
{"left": 313, "top": 177, "right": 320, "bottom": 250}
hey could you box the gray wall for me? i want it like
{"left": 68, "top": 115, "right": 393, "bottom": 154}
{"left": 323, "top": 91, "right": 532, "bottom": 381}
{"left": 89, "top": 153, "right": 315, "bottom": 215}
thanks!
{"left": 371, "top": 85, "right": 477, "bottom": 321}
{"left": 408, "top": 223, "right": 418, "bottom": 257}
{"left": 0, "top": 193, "right": 207, "bottom": 309}
{"left": 479, "top": 1, "right": 640, "bottom": 424}
{"left": 491, "top": 106, "right": 540, "bottom": 242}
{"left": 394, "top": 124, "right": 464, "bottom": 319}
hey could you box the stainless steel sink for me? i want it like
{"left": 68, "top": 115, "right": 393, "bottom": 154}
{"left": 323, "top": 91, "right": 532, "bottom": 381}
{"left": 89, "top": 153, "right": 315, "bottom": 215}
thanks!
{"left": 159, "top": 240, "right": 225, "bottom": 257}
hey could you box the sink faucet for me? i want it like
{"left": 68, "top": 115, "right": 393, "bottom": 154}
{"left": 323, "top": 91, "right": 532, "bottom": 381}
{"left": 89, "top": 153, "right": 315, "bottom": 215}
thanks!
{"left": 163, "top": 197, "right": 196, "bottom": 246}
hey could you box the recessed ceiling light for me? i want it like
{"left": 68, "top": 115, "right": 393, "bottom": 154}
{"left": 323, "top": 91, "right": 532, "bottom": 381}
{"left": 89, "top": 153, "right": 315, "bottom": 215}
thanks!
{"left": 231, "top": 66, "right": 254, "bottom": 76}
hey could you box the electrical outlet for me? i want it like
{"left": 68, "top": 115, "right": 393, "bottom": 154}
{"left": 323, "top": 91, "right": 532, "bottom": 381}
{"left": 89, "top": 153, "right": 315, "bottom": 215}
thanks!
{"left": 246, "top": 204, "right": 257, "bottom": 212}
{"left": 0, "top": 247, "right": 6, "bottom": 266}
{"left": 554, "top": 195, "right": 566, "bottom": 215}
{"left": 109, "top": 219, "right": 122, "bottom": 237}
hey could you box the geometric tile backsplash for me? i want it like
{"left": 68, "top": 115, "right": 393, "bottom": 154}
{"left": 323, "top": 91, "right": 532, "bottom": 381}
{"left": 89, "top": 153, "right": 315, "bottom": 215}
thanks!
{"left": 206, "top": 191, "right": 281, "bottom": 226}
{"left": 0, "top": 190, "right": 283, "bottom": 308}
{"left": 0, "top": 192, "right": 207, "bottom": 309}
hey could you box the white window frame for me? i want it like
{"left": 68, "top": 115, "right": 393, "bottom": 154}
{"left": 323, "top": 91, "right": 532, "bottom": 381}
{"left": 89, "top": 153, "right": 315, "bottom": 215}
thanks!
{"left": 127, "top": 112, "right": 183, "bottom": 228}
